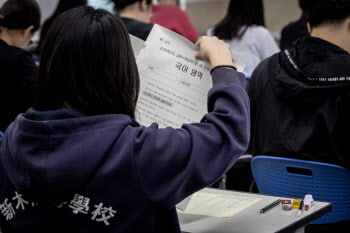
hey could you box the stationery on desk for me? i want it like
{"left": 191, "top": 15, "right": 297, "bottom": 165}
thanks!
{"left": 178, "top": 189, "right": 332, "bottom": 233}
{"left": 297, "top": 200, "right": 304, "bottom": 217}
{"left": 260, "top": 199, "right": 281, "bottom": 214}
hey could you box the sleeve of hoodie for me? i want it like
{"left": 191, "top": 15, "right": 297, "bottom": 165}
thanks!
{"left": 133, "top": 68, "right": 250, "bottom": 210}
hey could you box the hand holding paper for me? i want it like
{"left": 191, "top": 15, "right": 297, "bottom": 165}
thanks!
{"left": 195, "top": 36, "right": 233, "bottom": 67}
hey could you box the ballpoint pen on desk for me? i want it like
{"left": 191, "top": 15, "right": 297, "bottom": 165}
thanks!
{"left": 260, "top": 199, "right": 281, "bottom": 214}
{"left": 297, "top": 200, "right": 304, "bottom": 217}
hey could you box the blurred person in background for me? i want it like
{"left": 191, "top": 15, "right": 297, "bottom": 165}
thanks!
{"left": 151, "top": 0, "right": 199, "bottom": 43}
{"left": 112, "top": 0, "right": 153, "bottom": 41}
{"left": 37, "top": 0, "right": 87, "bottom": 54}
{"left": 0, "top": 0, "right": 40, "bottom": 132}
{"left": 280, "top": 0, "right": 313, "bottom": 51}
{"left": 207, "top": 0, "right": 279, "bottom": 77}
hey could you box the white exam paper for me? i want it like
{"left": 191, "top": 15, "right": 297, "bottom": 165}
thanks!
{"left": 135, "top": 24, "right": 244, "bottom": 128}
{"left": 129, "top": 34, "right": 145, "bottom": 59}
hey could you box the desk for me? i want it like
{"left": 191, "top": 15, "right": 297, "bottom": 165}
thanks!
{"left": 178, "top": 188, "right": 332, "bottom": 233}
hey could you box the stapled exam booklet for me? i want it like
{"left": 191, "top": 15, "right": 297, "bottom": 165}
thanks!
{"left": 132, "top": 24, "right": 245, "bottom": 128}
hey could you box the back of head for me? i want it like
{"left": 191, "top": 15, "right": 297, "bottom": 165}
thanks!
{"left": 35, "top": 6, "right": 139, "bottom": 118}
{"left": 0, "top": 0, "right": 41, "bottom": 32}
{"left": 112, "top": 0, "right": 152, "bottom": 11}
{"left": 308, "top": 0, "right": 350, "bottom": 28}
{"left": 213, "top": 0, "right": 265, "bottom": 40}
{"left": 299, "top": 0, "right": 314, "bottom": 13}
{"left": 53, "top": 0, "right": 87, "bottom": 17}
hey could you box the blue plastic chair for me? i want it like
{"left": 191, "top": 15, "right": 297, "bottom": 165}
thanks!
{"left": 251, "top": 155, "right": 350, "bottom": 224}
{"left": 0, "top": 131, "right": 3, "bottom": 138}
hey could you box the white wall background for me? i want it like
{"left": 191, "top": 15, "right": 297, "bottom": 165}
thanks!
{"left": 1, "top": 0, "right": 301, "bottom": 41}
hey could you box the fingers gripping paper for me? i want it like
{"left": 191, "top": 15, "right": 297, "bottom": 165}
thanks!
{"left": 132, "top": 24, "right": 245, "bottom": 128}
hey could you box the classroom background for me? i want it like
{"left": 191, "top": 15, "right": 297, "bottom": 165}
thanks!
{"left": 0, "top": 0, "right": 301, "bottom": 44}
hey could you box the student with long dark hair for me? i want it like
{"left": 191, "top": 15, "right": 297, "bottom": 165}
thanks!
{"left": 0, "top": 6, "right": 249, "bottom": 233}
{"left": 0, "top": 0, "right": 41, "bottom": 132}
{"left": 207, "top": 0, "right": 279, "bottom": 77}
{"left": 37, "top": 0, "right": 87, "bottom": 54}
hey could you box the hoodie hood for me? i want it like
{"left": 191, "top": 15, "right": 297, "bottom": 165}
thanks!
{"left": 0, "top": 109, "right": 138, "bottom": 204}
{"left": 270, "top": 36, "right": 350, "bottom": 105}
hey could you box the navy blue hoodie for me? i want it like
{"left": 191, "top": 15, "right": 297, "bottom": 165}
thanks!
{"left": 0, "top": 68, "right": 249, "bottom": 233}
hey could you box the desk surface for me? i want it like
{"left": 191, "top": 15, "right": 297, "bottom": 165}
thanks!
{"left": 178, "top": 188, "right": 332, "bottom": 233}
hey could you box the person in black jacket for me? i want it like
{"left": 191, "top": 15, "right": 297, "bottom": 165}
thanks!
{"left": 247, "top": 0, "right": 350, "bottom": 231}
{"left": 112, "top": 0, "right": 153, "bottom": 41}
{"left": 0, "top": 0, "right": 41, "bottom": 132}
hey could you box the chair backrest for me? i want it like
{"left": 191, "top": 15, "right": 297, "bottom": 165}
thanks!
{"left": 251, "top": 155, "right": 350, "bottom": 224}
{"left": 0, "top": 131, "right": 3, "bottom": 138}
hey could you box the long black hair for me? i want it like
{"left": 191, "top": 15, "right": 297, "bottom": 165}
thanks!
{"left": 38, "top": 0, "right": 86, "bottom": 53}
{"left": 34, "top": 6, "right": 140, "bottom": 118}
{"left": 213, "top": 0, "right": 265, "bottom": 40}
{"left": 0, "top": 0, "right": 41, "bottom": 33}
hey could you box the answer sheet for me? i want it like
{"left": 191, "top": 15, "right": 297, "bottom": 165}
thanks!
{"left": 177, "top": 192, "right": 261, "bottom": 218}
{"left": 134, "top": 24, "right": 244, "bottom": 128}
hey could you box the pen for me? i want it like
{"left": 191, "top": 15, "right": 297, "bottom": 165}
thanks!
{"left": 297, "top": 200, "right": 304, "bottom": 217}
{"left": 260, "top": 199, "right": 281, "bottom": 214}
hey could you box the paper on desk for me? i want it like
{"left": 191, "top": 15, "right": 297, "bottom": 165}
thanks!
{"left": 176, "top": 195, "right": 192, "bottom": 211}
{"left": 177, "top": 192, "right": 261, "bottom": 218}
{"left": 135, "top": 24, "right": 244, "bottom": 128}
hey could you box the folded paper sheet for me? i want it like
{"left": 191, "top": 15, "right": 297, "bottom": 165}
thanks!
{"left": 177, "top": 192, "right": 261, "bottom": 218}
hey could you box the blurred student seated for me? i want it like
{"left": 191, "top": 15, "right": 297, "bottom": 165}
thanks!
{"left": 247, "top": 1, "right": 350, "bottom": 230}
{"left": 0, "top": 6, "right": 250, "bottom": 233}
{"left": 37, "top": 0, "right": 87, "bottom": 55}
{"left": 280, "top": 0, "right": 313, "bottom": 51}
{"left": 112, "top": 0, "right": 153, "bottom": 41}
{"left": 207, "top": 0, "right": 279, "bottom": 77}
{"left": 0, "top": 0, "right": 40, "bottom": 132}
{"left": 151, "top": 0, "right": 198, "bottom": 43}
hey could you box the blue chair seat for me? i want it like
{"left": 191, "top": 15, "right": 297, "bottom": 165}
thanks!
{"left": 251, "top": 156, "right": 350, "bottom": 224}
